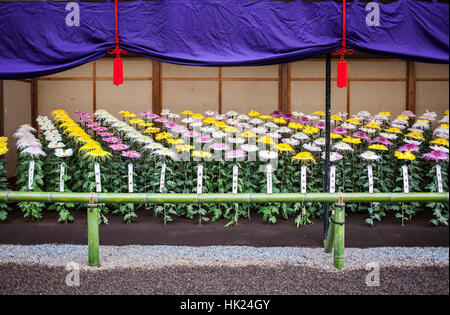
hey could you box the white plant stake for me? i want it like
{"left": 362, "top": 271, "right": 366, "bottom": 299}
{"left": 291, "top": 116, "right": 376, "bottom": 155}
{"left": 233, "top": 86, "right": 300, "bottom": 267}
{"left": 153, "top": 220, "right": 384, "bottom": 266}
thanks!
{"left": 28, "top": 160, "right": 35, "bottom": 191}
{"left": 197, "top": 164, "right": 203, "bottom": 194}
{"left": 159, "top": 163, "right": 166, "bottom": 193}
{"left": 330, "top": 165, "right": 336, "bottom": 193}
{"left": 59, "top": 163, "right": 66, "bottom": 192}
{"left": 401, "top": 165, "right": 409, "bottom": 193}
{"left": 301, "top": 165, "right": 307, "bottom": 193}
{"left": 94, "top": 162, "right": 101, "bottom": 193}
{"left": 367, "top": 164, "right": 374, "bottom": 193}
{"left": 266, "top": 164, "right": 273, "bottom": 194}
{"left": 232, "top": 164, "right": 238, "bottom": 194}
{"left": 436, "top": 164, "right": 443, "bottom": 193}
{"left": 128, "top": 163, "right": 134, "bottom": 193}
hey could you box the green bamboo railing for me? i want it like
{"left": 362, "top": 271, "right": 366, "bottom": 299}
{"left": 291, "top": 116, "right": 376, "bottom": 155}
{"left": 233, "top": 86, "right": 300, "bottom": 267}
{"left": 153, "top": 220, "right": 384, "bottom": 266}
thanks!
{"left": 1, "top": 191, "right": 448, "bottom": 268}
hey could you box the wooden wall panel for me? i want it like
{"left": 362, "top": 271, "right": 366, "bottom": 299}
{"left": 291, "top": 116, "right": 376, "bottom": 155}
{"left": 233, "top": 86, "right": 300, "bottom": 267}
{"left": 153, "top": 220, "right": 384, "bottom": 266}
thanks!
{"left": 162, "top": 81, "right": 218, "bottom": 114}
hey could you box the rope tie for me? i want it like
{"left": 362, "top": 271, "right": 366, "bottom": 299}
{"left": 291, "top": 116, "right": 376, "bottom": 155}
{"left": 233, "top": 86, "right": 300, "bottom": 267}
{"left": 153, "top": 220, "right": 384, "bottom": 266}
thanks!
{"left": 332, "top": 0, "right": 353, "bottom": 88}
{"left": 107, "top": 0, "right": 127, "bottom": 86}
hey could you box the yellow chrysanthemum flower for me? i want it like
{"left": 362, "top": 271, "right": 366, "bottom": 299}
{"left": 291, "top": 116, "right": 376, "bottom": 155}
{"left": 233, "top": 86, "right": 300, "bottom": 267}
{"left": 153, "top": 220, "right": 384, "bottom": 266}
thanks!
{"left": 273, "top": 117, "right": 286, "bottom": 125}
{"left": 440, "top": 124, "right": 449, "bottom": 129}
{"left": 0, "top": 136, "right": 8, "bottom": 143}
{"left": 123, "top": 112, "right": 136, "bottom": 118}
{"left": 303, "top": 125, "right": 319, "bottom": 135}
{"left": 292, "top": 152, "right": 316, "bottom": 164}
{"left": 365, "top": 122, "right": 380, "bottom": 130}
{"left": 429, "top": 138, "right": 449, "bottom": 147}
{"left": 240, "top": 131, "right": 257, "bottom": 138}
{"left": 331, "top": 115, "right": 342, "bottom": 121}
{"left": 79, "top": 141, "right": 102, "bottom": 152}
{"left": 223, "top": 126, "right": 239, "bottom": 133}
{"left": 181, "top": 110, "right": 194, "bottom": 115}
{"left": 346, "top": 118, "right": 361, "bottom": 125}
{"left": 259, "top": 115, "right": 273, "bottom": 120}
{"left": 397, "top": 115, "right": 409, "bottom": 120}
{"left": 257, "top": 136, "right": 274, "bottom": 145}
{"left": 0, "top": 142, "right": 7, "bottom": 149}
{"left": 385, "top": 127, "right": 402, "bottom": 134}
{"left": 288, "top": 122, "right": 303, "bottom": 130}
{"left": 167, "top": 138, "right": 184, "bottom": 145}
{"left": 0, "top": 147, "right": 8, "bottom": 155}
{"left": 144, "top": 127, "right": 160, "bottom": 134}
{"left": 192, "top": 114, "right": 205, "bottom": 119}
{"left": 214, "top": 121, "right": 228, "bottom": 128}
{"left": 155, "top": 132, "right": 172, "bottom": 141}
{"left": 313, "top": 110, "right": 325, "bottom": 116}
{"left": 394, "top": 150, "right": 416, "bottom": 161}
{"left": 379, "top": 112, "right": 391, "bottom": 117}
{"left": 129, "top": 118, "right": 144, "bottom": 125}
{"left": 177, "top": 145, "right": 194, "bottom": 152}
{"left": 192, "top": 151, "right": 212, "bottom": 159}
{"left": 203, "top": 117, "right": 216, "bottom": 124}
{"left": 276, "top": 143, "right": 295, "bottom": 154}
{"left": 330, "top": 133, "right": 343, "bottom": 139}
{"left": 248, "top": 110, "right": 260, "bottom": 117}
{"left": 444, "top": 109, "right": 449, "bottom": 115}
{"left": 342, "top": 136, "right": 361, "bottom": 144}
{"left": 416, "top": 119, "right": 429, "bottom": 124}
{"left": 406, "top": 132, "right": 425, "bottom": 141}
{"left": 368, "top": 144, "right": 389, "bottom": 151}
{"left": 83, "top": 149, "right": 112, "bottom": 161}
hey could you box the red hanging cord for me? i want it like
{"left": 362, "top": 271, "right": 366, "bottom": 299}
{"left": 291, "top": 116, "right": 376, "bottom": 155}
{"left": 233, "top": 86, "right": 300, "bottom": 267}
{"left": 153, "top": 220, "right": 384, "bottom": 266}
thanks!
{"left": 107, "top": 0, "right": 127, "bottom": 86}
{"left": 332, "top": 0, "right": 354, "bottom": 88}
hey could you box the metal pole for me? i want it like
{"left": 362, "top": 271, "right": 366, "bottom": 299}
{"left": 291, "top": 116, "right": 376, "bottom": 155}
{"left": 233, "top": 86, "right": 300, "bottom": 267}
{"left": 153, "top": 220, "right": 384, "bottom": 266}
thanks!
{"left": 323, "top": 53, "right": 332, "bottom": 243}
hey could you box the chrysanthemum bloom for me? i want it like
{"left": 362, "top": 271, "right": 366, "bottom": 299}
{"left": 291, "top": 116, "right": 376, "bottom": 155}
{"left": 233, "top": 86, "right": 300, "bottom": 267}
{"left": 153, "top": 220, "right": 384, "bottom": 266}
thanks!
{"left": 183, "top": 131, "right": 199, "bottom": 138}
{"left": 419, "top": 112, "right": 436, "bottom": 121}
{"left": 276, "top": 143, "right": 295, "bottom": 154}
{"left": 181, "top": 110, "right": 194, "bottom": 116}
{"left": 404, "top": 138, "right": 422, "bottom": 146}
{"left": 259, "top": 150, "right": 278, "bottom": 160}
{"left": 103, "top": 136, "right": 121, "bottom": 144}
{"left": 227, "top": 137, "right": 245, "bottom": 144}
{"left": 204, "top": 111, "right": 216, "bottom": 117}
{"left": 264, "top": 122, "right": 279, "bottom": 130}
{"left": 406, "top": 132, "right": 425, "bottom": 141}
{"left": 346, "top": 118, "right": 361, "bottom": 125}
{"left": 365, "top": 122, "right": 381, "bottom": 130}
{"left": 249, "top": 118, "right": 264, "bottom": 125}
{"left": 259, "top": 115, "right": 273, "bottom": 120}
{"left": 167, "top": 138, "right": 184, "bottom": 145}
{"left": 55, "top": 148, "right": 73, "bottom": 157}
{"left": 292, "top": 132, "right": 309, "bottom": 141}
{"left": 195, "top": 135, "right": 213, "bottom": 144}
{"left": 146, "top": 113, "right": 160, "bottom": 120}
{"left": 352, "top": 131, "right": 370, "bottom": 142}
{"left": 434, "top": 131, "right": 449, "bottom": 140}
{"left": 321, "top": 151, "right": 343, "bottom": 162}
{"left": 368, "top": 144, "right": 388, "bottom": 151}
{"left": 412, "top": 120, "right": 431, "bottom": 130}
{"left": 203, "top": 117, "right": 217, "bottom": 125}
{"left": 408, "top": 128, "right": 424, "bottom": 134}
{"left": 282, "top": 138, "right": 300, "bottom": 146}
{"left": 379, "top": 132, "right": 398, "bottom": 140}
{"left": 17, "top": 136, "right": 42, "bottom": 150}
{"left": 155, "top": 117, "right": 168, "bottom": 123}
{"left": 360, "top": 150, "right": 381, "bottom": 161}
{"left": 45, "top": 134, "right": 63, "bottom": 142}
{"left": 225, "top": 149, "right": 246, "bottom": 160}
{"left": 0, "top": 147, "right": 9, "bottom": 155}
{"left": 395, "top": 150, "right": 416, "bottom": 161}
{"left": 292, "top": 151, "right": 316, "bottom": 164}
{"left": 240, "top": 144, "right": 259, "bottom": 152}
{"left": 209, "top": 143, "right": 229, "bottom": 151}
{"left": 340, "top": 122, "right": 357, "bottom": 130}
{"left": 314, "top": 138, "right": 326, "bottom": 146}
{"left": 438, "top": 115, "right": 449, "bottom": 124}
{"left": 143, "top": 143, "right": 164, "bottom": 151}
{"left": 273, "top": 117, "right": 287, "bottom": 125}
{"left": 429, "top": 138, "right": 449, "bottom": 147}
{"left": 48, "top": 141, "right": 65, "bottom": 149}
{"left": 329, "top": 133, "right": 342, "bottom": 140}
{"left": 192, "top": 151, "right": 213, "bottom": 159}
{"left": 109, "top": 143, "right": 130, "bottom": 151}
{"left": 385, "top": 127, "right": 403, "bottom": 134}
{"left": 303, "top": 143, "right": 322, "bottom": 152}
{"left": 98, "top": 132, "right": 114, "bottom": 137}
{"left": 372, "top": 136, "right": 393, "bottom": 146}
{"left": 165, "top": 122, "right": 179, "bottom": 129}
{"left": 378, "top": 111, "right": 391, "bottom": 117}
{"left": 312, "top": 110, "right": 325, "bottom": 116}
{"left": 331, "top": 114, "right": 343, "bottom": 121}
{"left": 342, "top": 136, "right": 362, "bottom": 145}
{"left": 21, "top": 144, "right": 46, "bottom": 158}
{"left": 332, "top": 126, "right": 348, "bottom": 135}
{"left": 121, "top": 150, "right": 142, "bottom": 158}
{"left": 84, "top": 149, "right": 112, "bottom": 161}
{"left": 270, "top": 110, "right": 284, "bottom": 118}
{"left": 226, "top": 111, "right": 238, "bottom": 117}
{"left": 398, "top": 143, "right": 420, "bottom": 152}
{"left": 171, "top": 125, "right": 188, "bottom": 134}
{"left": 176, "top": 145, "right": 195, "bottom": 153}
{"left": 298, "top": 117, "right": 312, "bottom": 125}
{"left": 303, "top": 125, "right": 320, "bottom": 135}
{"left": 241, "top": 131, "right": 257, "bottom": 138}
{"left": 79, "top": 141, "right": 102, "bottom": 152}
{"left": 211, "top": 131, "right": 227, "bottom": 139}
{"left": 257, "top": 136, "right": 274, "bottom": 145}
{"left": 224, "top": 126, "right": 240, "bottom": 134}
{"left": 288, "top": 122, "right": 303, "bottom": 130}
{"left": 87, "top": 122, "right": 101, "bottom": 129}
{"left": 266, "top": 132, "right": 281, "bottom": 139}
{"left": 401, "top": 110, "right": 416, "bottom": 118}
{"left": 333, "top": 141, "right": 353, "bottom": 152}
{"left": 248, "top": 110, "right": 260, "bottom": 117}
{"left": 430, "top": 145, "right": 449, "bottom": 154}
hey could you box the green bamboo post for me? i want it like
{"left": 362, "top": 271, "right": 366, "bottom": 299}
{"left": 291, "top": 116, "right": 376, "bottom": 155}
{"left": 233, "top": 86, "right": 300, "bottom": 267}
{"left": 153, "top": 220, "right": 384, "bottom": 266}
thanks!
{"left": 333, "top": 202, "right": 345, "bottom": 269}
{"left": 87, "top": 197, "right": 100, "bottom": 267}
{"left": 324, "top": 218, "right": 335, "bottom": 253}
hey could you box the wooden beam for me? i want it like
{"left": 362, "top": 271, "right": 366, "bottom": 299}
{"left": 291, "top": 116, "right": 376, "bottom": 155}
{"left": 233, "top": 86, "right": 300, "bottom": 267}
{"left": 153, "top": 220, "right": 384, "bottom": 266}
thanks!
{"left": 31, "top": 79, "right": 38, "bottom": 130}
{"left": 406, "top": 61, "right": 416, "bottom": 113}
{"left": 279, "top": 63, "right": 290, "bottom": 113}
{"left": 93, "top": 62, "right": 97, "bottom": 113}
{"left": 218, "top": 67, "right": 222, "bottom": 114}
{"left": 0, "top": 80, "right": 4, "bottom": 136}
{"left": 347, "top": 63, "right": 351, "bottom": 115}
{"left": 152, "top": 60, "right": 162, "bottom": 114}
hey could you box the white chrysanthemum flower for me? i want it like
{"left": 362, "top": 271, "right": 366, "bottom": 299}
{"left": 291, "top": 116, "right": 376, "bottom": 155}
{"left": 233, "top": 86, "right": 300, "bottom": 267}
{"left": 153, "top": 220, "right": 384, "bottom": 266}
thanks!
{"left": 48, "top": 141, "right": 65, "bottom": 149}
{"left": 379, "top": 132, "right": 398, "bottom": 140}
{"left": 152, "top": 148, "right": 178, "bottom": 160}
{"left": 200, "top": 126, "right": 215, "bottom": 134}
{"left": 292, "top": 132, "right": 309, "bottom": 140}
{"left": 278, "top": 127, "right": 292, "bottom": 134}
{"left": 251, "top": 127, "right": 268, "bottom": 135}
{"left": 392, "top": 118, "right": 409, "bottom": 125}
{"left": 360, "top": 150, "right": 381, "bottom": 161}
{"left": 307, "top": 115, "right": 319, "bottom": 121}
{"left": 403, "top": 138, "right": 422, "bottom": 145}
{"left": 190, "top": 122, "right": 203, "bottom": 128}
{"left": 17, "top": 124, "right": 37, "bottom": 133}
{"left": 412, "top": 121, "right": 430, "bottom": 130}
{"left": 391, "top": 123, "right": 406, "bottom": 130}
{"left": 438, "top": 115, "right": 449, "bottom": 124}
{"left": 434, "top": 127, "right": 449, "bottom": 136}
{"left": 226, "top": 111, "right": 238, "bottom": 117}
{"left": 161, "top": 109, "right": 171, "bottom": 116}
{"left": 303, "top": 143, "right": 322, "bottom": 152}
{"left": 430, "top": 145, "right": 449, "bottom": 154}
{"left": 259, "top": 150, "right": 278, "bottom": 160}
{"left": 126, "top": 131, "right": 143, "bottom": 139}
{"left": 314, "top": 137, "right": 326, "bottom": 146}
{"left": 249, "top": 118, "right": 263, "bottom": 125}
{"left": 292, "top": 111, "right": 301, "bottom": 117}
{"left": 17, "top": 136, "right": 41, "bottom": 150}
{"left": 21, "top": 145, "right": 46, "bottom": 158}
{"left": 266, "top": 132, "right": 281, "bottom": 139}
{"left": 13, "top": 129, "right": 34, "bottom": 139}
{"left": 168, "top": 113, "right": 180, "bottom": 119}
{"left": 181, "top": 118, "right": 195, "bottom": 124}
{"left": 134, "top": 135, "right": 154, "bottom": 145}
{"left": 357, "top": 111, "right": 371, "bottom": 118}
{"left": 340, "top": 122, "right": 357, "bottom": 130}
{"left": 333, "top": 141, "right": 353, "bottom": 152}
{"left": 212, "top": 131, "right": 227, "bottom": 139}
{"left": 359, "top": 127, "right": 377, "bottom": 134}
{"left": 240, "top": 144, "right": 259, "bottom": 152}
{"left": 40, "top": 124, "right": 55, "bottom": 131}
{"left": 55, "top": 148, "right": 73, "bottom": 157}
{"left": 374, "top": 114, "right": 389, "bottom": 121}
{"left": 237, "top": 114, "right": 249, "bottom": 121}
{"left": 44, "top": 129, "right": 59, "bottom": 137}
{"left": 144, "top": 143, "right": 164, "bottom": 151}
{"left": 264, "top": 122, "right": 279, "bottom": 129}
{"left": 227, "top": 137, "right": 245, "bottom": 144}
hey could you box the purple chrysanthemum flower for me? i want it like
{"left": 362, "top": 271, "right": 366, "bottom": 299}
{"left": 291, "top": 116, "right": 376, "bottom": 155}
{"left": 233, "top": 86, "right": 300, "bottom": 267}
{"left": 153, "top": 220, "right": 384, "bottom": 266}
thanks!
{"left": 372, "top": 136, "right": 394, "bottom": 146}
{"left": 315, "top": 121, "right": 326, "bottom": 129}
{"left": 140, "top": 110, "right": 152, "bottom": 116}
{"left": 398, "top": 143, "right": 420, "bottom": 152}
{"left": 298, "top": 117, "right": 312, "bottom": 125}
{"left": 87, "top": 122, "right": 101, "bottom": 128}
{"left": 401, "top": 110, "right": 416, "bottom": 118}
{"left": 332, "top": 126, "right": 348, "bottom": 135}
{"left": 422, "top": 150, "right": 449, "bottom": 163}
{"left": 270, "top": 110, "right": 284, "bottom": 118}
{"left": 283, "top": 113, "right": 296, "bottom": 121}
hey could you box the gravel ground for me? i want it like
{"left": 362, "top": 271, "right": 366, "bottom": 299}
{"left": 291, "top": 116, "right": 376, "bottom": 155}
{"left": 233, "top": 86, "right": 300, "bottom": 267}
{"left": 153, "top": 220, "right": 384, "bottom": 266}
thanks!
{"left": 0, "top": 245, "right": 448, "bottom": 295}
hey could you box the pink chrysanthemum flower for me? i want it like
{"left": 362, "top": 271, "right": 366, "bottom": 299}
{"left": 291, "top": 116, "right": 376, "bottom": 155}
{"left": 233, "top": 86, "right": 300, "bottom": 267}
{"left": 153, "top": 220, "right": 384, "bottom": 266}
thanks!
{"left": 146, "top": 113, "right": 159, "bottom": 120}
{"left": 332, "top": 126, "right": 348, "bottom": 135}
{"left": 421, "top": 150, "right": 449, "bottom": 163}
{"left": 372, "top": 136, "right": 394, "bottom": 146}
{"left": 98, "top": 132, "right": 114, "bottom": 137}
{"left": 398, "top": 143, "right": 420, "bottom": 152}
{"left": 352, "top": 131, "right": 370, "bottom": 142}
{"left": 209, "top": 143, "right": 229, "bottom": 151}
{"left": 225, "top": 150, "right": 246, "bottom": 159}
{"left": 103, "top": 136, "right": 121, "bottom": 143}
{"left": 121, "top": 150, "right": 142, "bottom": 158}
{"left": 195, "top": 135, "right": 213, "bottom": 144}
{"left": 109, "top": 143, "right": 130, "bottom": 151}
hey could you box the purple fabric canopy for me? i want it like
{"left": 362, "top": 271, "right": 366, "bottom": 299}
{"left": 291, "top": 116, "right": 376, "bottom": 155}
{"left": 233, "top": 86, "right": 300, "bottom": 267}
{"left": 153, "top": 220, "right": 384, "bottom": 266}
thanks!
{"left": 0, "top": 0, "right": 448, "bottom": 79}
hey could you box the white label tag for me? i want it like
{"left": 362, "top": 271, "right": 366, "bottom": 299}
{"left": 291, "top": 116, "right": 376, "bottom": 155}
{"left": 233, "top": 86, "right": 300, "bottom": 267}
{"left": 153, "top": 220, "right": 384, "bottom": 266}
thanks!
{"left": 301, "top": 165, "right": 307, "bottom": 193}
{"left": 94, "top": 162, "right": 101, "bottom": 193}
{"left": 197, "top": 164, "right": 203, "bottom": 194}
{"left": 330, "top": 165, "right": 336, "bottom": 193}
{"left": 159, "top": 163, "right": 166, "bottom": 193}
{"left": 266, "top": 164, "right": 273, "bottom": 194}
{"left": 59, "top": 164, "right": 65, "bottom": 192}
{"left": 436, "top": 165, "right": 443, "bottom": 193}
{"left": 232, "top": 164, "right": 239, "bottom": 194}
{"left": 402, "top": 165, "right": 409, "bottom": 193}
{"left": 28, "top": 160, "right": 35, "bottom": 190}
{"left": 128, "top": 163, "right": 134, "bottom": 193}
{"left": 367, "top": 165, "right": 374, "bottom": 193}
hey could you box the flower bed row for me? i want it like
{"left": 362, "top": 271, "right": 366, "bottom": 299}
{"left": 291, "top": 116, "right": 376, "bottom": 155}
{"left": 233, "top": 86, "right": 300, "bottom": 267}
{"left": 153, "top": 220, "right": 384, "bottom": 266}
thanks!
{"left": 9, "top": 108, "right": 449, "bottom": 226}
